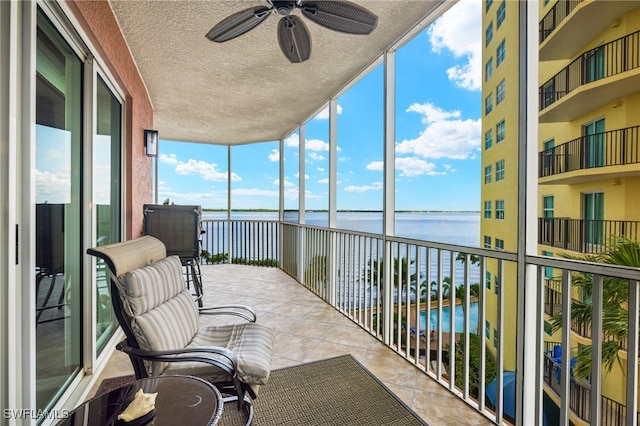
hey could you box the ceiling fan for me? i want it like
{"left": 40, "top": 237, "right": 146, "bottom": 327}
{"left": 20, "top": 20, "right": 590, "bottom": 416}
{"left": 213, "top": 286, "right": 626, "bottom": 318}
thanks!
{"left": 205, "top": 1, "right": 378, "bottom": 63}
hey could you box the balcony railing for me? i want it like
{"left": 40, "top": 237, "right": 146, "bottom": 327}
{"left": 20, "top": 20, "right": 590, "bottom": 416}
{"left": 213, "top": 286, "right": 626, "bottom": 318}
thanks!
{"left": 200, "top": 219, "right": 279, "bottom": 266}
{"left": 199, "top": 218, "right": 640, "bottom": 425}
{"left": 539, "top": 126, "right": 640, "bottom": 177}
{"left": 538, "top": 217, "right": 640, "bottom": 254}
{"left": 544, "top": 279, "right": 629, "bottom": 351}
{"left": 539, "top": 0, "right": 583, "bottom": 44}
{"left": 544, "top": 278, "right": 578, "bottom": 317}
{"left": 539, "top": 30, "right": 640, "bottom": 110}
{"left": 543, "top": 352, "right": 639, "bottom": 425}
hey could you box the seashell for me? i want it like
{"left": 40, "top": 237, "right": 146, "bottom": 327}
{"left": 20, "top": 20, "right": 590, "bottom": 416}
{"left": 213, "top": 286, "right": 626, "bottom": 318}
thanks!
{"left": 117, "top": 388, "right": 158, "bottom": 422}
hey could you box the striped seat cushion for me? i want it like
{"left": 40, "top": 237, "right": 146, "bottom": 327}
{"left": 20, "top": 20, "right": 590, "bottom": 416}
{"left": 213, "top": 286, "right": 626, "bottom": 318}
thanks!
{"left": 118, "top": 256, "right": 199, "bottom": 375}
{"left": 163, "top": 322, "right": 276, "bottom": 385}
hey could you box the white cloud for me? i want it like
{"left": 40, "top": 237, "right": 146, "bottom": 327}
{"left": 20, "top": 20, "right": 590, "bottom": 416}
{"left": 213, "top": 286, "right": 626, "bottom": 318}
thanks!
{"left": 366, "top": 161, "right": 383, "bottom": 172}
{"left": 159, "top": 153, "right": 179, "bottom": 165}
{"left": 318, "top": 178, "right": 329, "bottom": 184}
{"left": 396, "top": 102, "right": 480, "bottom": 160}
{"left": 232, "top": 188, "right": 278, "bottom": 197}
{"left": 314, "top": 104, "right": 343, "bottom": 120}
{"left": 284, "top": 133, "right": 299, "bottom": 148}
{"left": 35, "top": 169, "right": 70, "bottom": 203}
{"left": 395, "top": 157, "right": 443, "bottom": 177}
{"left": 308, "top": 152, "right": 325, "bottom": 162}
{"left": 47, "top": 149, "right": 67, "bottom": 160}
{"left": 283, "top": 135, "right": 340, "bottom": 153}
{"left": 273, "top": 178, "right": 295, "bottom": 188}
{"left": 316, "top": 167, "right": 325, "bottom": 172}
{"left": 173, "top": 158, "right": 242, "bottom": 182}
{"left": 428, "top": 0, "right": 481, "bottom": 91}
{"left": 344, "top": 181, "right": 383, "bottom": 193}
{"left": 306, "top": 139, "right": 330, "bottom": 152}
{"left": 159, "top": 189, "right": 228, "bottom": 206}
{"left": 366, "top": 157, "right": 444, "bottom": 177}
{"left": 268, "top": 149, "right": 279, "bottom": 162}
{"left": 406, "top": 103, "right": 461, "bottom": 124}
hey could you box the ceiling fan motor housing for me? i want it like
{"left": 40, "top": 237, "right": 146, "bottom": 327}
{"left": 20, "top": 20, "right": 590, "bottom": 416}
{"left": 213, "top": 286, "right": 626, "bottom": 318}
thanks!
{"left": 271, "top": 1, "right": 296, "bottom": 16}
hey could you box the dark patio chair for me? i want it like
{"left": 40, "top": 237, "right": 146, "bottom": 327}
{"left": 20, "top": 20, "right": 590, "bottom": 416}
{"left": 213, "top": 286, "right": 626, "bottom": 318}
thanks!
{"left": 87, "top": 236, "right": 276, "bottom": 424}
{"left": 143, "top": 204, "right": 205, "bottom": 306}
{"left": 36, "top": 203, "right": 66, "bottom": 324}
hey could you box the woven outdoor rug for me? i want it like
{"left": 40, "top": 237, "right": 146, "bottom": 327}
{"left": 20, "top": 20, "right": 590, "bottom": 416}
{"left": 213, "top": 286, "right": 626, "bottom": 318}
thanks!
{"left": 97, "top": 354, "right": 427, "bottom": 426}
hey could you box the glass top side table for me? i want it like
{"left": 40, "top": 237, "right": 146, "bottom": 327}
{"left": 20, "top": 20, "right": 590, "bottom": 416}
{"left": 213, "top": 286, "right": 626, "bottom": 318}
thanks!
{"left": 57, "top": 375, "right": 223, "bottom": 425}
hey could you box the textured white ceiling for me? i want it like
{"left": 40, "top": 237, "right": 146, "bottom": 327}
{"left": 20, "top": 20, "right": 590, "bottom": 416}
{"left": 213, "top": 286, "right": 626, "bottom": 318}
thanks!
{"left": 109, "top": 0, "right": 449, "bottom": 145}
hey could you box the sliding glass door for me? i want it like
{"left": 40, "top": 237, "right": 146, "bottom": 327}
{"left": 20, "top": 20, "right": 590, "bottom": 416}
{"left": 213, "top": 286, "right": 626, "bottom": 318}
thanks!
{"left": 583, "top": 118, "right": 605, "bottom": 168}
{"left": 94, "top": 77, "right": 122, "bottom": 352}
{"left": 35, "top": 8, "right": 82, "bottom": 411}
{"left": 583, "top": 192, "right": 604, "bottom": 247}
{"left": 34, "top": 6, "right": 124, "bottom": 412}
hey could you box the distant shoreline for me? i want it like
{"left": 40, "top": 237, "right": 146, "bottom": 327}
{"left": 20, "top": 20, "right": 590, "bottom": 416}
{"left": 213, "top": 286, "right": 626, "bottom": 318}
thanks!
{"left": 202, "top": 209, "right": 480, "bottom": 214}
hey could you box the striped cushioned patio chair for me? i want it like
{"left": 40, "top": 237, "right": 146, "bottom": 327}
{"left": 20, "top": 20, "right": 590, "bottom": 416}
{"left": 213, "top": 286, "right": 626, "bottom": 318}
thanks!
{"left": 88, "top": 235, "right": 276, "bottom": 425}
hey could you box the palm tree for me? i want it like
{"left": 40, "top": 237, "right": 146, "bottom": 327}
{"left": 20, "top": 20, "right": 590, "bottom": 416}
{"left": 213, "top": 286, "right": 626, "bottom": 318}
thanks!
{"left": 550, "top": 237, "right": 640, "bottom": 378}
{"left": 431, "top": 276, "right": 452, "bottom": 301}
{"left": 364, "top": 257, "right": 417, "bottom": 300}
{"left": 304, "top": 254, "right": 328, "bottom": 296}
{"left": 364, "top": 257, "right": 418, "bottom": 340}
{"left": 453, "top": 282, "right": 479, "bottom": 302}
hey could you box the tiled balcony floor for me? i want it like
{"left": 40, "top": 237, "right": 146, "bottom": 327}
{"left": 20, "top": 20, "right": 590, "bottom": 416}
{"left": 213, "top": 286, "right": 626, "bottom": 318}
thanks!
{"left": 95, "top": 264, "right": 493, "bottom": 426}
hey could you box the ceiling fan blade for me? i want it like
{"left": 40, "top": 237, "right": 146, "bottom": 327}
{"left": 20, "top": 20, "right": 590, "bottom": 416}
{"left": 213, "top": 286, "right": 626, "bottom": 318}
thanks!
{"left": 300, "top": 1, "right": 377, "bottom": 35}
{"left": 278, "top": 15, "right": 311, "bottom": 63}
{"left": 206, "top": 6, "right": 272, "bottom": 42}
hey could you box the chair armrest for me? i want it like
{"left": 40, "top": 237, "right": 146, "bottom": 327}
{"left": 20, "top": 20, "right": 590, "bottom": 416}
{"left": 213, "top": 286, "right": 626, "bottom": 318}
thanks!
{"left": 116, "top": 341, "right": 238, "bottom": 376}
{"left": 198, "top": 304, "right": 257, "bottom": 322}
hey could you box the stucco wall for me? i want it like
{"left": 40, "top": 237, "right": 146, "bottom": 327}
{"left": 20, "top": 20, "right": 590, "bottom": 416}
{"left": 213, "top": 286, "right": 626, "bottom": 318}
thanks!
{"left": 67, "top": 0, "right": 154, "bottom": 239}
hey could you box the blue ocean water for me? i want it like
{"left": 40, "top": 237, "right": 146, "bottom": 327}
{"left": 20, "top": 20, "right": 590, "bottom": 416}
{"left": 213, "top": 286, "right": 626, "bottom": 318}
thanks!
{"left": 203, "top": 211, "right": 480, "bottom": 247}
{"left": 202, "top": 211, "right": 481, "bottom": 284}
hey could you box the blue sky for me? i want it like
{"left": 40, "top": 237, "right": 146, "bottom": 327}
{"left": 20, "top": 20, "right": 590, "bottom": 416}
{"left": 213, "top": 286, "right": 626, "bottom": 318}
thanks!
{"left": 157, "top": 0, "right": 481, "bottom": 211}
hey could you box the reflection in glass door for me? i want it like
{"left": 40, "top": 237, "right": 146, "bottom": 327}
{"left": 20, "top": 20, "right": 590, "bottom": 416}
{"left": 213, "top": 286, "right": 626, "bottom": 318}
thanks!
{"left": 35, "top": 9, "right": 82, "bottom": 410}
{"left": 583, "top": 192, "right": 604, "bottom": 247}
{"left": 583, "top": 118, "right": 605, "bottom": 168}
{"left": 585, "top": 46, "right": 605, "bottom": 83}
{"left": 95, "top": 77, "right": 122, "bottom": 352}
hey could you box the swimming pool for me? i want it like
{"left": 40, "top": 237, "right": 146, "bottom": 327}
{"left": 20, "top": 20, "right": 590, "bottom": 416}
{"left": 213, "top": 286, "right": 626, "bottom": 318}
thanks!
{"left": 420, "top": 302, "right": 479, "bottom": 333}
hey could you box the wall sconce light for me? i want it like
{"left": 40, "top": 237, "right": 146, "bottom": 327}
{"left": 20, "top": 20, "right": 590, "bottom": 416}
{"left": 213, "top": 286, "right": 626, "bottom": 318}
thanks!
{"left": 144, "top": 129, "right": 159, "bottom": 157}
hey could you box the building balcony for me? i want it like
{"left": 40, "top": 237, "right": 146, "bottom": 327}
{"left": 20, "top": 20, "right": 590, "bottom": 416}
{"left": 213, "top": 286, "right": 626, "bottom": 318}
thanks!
{"left": 544, "top": 279, "right": 629, "bottom": 352}
{"left": 538, "top": 217, "right": 640, "bottom": 254}
{"left": 538, "top": 125, "right": 640, "bottom": 184}
{"left": 542, "top": 346, "right": 639, "bottom": 425}
{"left": 539, "top": 30, "right": 640, "bottom": 123}
{"left": 539, "top": 0, "right": 639, "bottom": 61}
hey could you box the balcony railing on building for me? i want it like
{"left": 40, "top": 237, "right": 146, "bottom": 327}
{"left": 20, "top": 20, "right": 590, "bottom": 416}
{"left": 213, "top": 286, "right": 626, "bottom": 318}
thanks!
{"left": 197, "top": 218, "right": 640, "bottom": 426}
{"left": 539, "top": 30, "right": 640, "bottom": 110}
{"left": 539, "top": 126, "right": 640, "bottom": 178}
{"left": 538, "top": 217, "right": 640, "bottom": 254}
{"left": 544, "top": 279, "right": 629, "bottom": 351}
{"left": 542, "top": 344, "right": 639, "bottom": 426}
{"left": 539, "top": 0, "right": 583, "bottom": 44}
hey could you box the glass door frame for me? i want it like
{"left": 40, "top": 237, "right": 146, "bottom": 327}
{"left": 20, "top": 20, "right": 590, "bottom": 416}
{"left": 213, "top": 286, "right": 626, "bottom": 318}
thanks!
{"left": 15, "top": 0, "right": 127, "bottom": 417}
